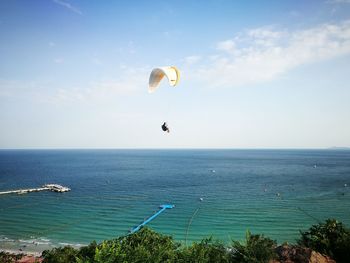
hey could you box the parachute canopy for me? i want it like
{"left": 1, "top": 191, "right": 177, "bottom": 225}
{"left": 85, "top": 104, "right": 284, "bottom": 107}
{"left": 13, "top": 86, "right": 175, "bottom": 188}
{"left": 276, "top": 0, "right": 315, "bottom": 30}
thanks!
{"left": 148, "top": 66, "right": 180, "bottom": 93}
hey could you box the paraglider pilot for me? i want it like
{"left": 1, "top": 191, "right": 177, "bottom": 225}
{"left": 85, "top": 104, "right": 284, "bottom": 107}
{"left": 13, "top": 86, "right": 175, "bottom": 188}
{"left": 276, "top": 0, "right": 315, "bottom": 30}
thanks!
{"left": 162, "top": 122, "right": 170, "bottom": 133}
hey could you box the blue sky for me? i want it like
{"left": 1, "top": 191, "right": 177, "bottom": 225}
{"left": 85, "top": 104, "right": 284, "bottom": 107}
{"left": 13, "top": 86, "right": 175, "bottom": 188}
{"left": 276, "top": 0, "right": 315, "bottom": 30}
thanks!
{"left": 0, "top": 0, "right": 350, "bottom": 148}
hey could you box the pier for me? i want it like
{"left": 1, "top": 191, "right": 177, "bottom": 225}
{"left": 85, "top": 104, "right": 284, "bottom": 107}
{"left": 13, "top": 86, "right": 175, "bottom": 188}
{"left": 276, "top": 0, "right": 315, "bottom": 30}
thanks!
{"left": 0, "top": 184, "right": 70, "bottom": 195}
{"left": 130, "top": 204, "right": 174, "bottom": 234}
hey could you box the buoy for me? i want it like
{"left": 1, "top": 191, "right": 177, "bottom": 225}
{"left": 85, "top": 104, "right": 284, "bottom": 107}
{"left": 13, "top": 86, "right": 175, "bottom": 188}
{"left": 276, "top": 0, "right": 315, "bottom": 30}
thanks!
{"left": 199, "top": 197, "right": 203, "bottom": 201}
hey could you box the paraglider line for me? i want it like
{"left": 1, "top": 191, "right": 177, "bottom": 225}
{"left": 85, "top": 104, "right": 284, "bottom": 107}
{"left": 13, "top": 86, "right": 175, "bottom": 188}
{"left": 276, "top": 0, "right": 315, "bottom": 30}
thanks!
{"left": 297, "top": 206, "right": 321, "bottom": 223}
{"left": 185, "top": 204, "right": 202, "bottom": 246}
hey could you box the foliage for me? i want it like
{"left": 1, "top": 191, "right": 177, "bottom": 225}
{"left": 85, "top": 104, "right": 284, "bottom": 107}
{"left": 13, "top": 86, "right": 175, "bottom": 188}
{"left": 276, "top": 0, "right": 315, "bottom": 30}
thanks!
{"left": 230, "top": 231, "right": 277, "bottom": 263}
{"left": 178, "top": 237, "right": 230, "bottom": 263}
{"left": 77, "top": 241, "right": 97, "bottom": 262}
{"left": 40, "top": 219, "right": 350, "bottom": 263}
{"left": 42, "top": 241, "right": 97, "bottom": 263}
{"left": 42, "top": 246, "right": 79, "bottom": 263}
{"left": 298, "top": 218, "right": 350, "bottom": 263}
{"left": 94, "top": 227, "right": 179, "bottom": 263}
{"left": 0, "top": 251, "right": 23, "bottom": 263}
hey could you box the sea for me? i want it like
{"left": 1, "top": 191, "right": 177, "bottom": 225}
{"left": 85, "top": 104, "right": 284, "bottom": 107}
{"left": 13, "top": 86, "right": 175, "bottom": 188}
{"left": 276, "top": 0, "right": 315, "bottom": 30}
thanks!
{"left": 0, "top": 149, "right": 350, "bottom": 253}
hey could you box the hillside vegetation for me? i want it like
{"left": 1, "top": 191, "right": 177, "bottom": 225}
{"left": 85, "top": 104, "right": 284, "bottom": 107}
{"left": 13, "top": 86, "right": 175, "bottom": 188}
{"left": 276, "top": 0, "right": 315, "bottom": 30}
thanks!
{"left": 40, "top": 219, "right": 350, "bottom": 263}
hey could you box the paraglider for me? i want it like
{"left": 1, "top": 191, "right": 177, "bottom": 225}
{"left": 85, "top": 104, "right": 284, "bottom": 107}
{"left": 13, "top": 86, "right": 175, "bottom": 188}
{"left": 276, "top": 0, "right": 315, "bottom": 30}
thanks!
{"left": 148, "top": 66, "right": 180, "bottom": 93}
{"left": 148, "top": 66, "right": 180, "bottom": 133}
{"left": 161, "top": 122, "right": 170, "bottom": 133}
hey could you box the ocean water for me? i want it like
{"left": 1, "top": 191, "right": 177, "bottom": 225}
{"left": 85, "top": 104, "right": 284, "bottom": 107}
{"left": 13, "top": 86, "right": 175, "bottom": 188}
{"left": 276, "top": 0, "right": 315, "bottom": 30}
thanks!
{"left": 0, "top": 149, "right": 350, "bottom": 252}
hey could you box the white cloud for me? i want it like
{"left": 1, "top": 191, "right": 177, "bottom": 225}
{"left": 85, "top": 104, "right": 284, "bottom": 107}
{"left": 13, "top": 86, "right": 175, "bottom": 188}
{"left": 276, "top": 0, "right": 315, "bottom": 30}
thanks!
{"left": 0, "top": 79, "right": 53, "bottom": 102}
{"left": 4, "top": 21, "right": 350, "bottom": 105}
{"left": 247, "top": 28, "right": 283, "bottom": 39}
{"left": 190, "top": 20, "right": 350, "bottom": 88}
{"left": 216, "top": 40, "right": 236, "bottom": 53}
{"left": 50, "top": 66, "right": 149, "bottom": 104}
{"left": 184, "top": 55, "right": 201, "bottom": 64}
{"left": 0, "top": 66, "right": 150, "bottom": 106}
{"left": 52, "top": 0, "right": 82, "bottom": 15}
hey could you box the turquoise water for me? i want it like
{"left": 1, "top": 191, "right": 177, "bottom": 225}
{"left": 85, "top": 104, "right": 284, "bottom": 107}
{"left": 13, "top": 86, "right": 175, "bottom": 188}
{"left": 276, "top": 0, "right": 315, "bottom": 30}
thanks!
{"left": 0, "top": 149, "right": 350, "bottom": 252}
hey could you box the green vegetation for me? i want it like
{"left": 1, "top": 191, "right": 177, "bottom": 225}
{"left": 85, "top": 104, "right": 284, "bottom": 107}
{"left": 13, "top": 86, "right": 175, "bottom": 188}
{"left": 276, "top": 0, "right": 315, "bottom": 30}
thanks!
{"left": 94, "top": 228, "right": 179, "bottom": 263}
{"left": 41, "top": 241, "right": 97, "bottom": 263}
{"left": 178, "top": 238, "right": 229, "bottom": 263}
{"left": 298, "top": 218, "right": 350, "bottom": 263}
{"left": 0, "top": 251, "right": 23, "bottom": 263}
{"left": 230, "top": 231, "right": 277, "bottom": 263}
{"left": 41, "top": 228, "right": 277, "bottom": 263}
{"left": 40, "top": 219, "right": 349, "bottom": 263}
{"left": 42, "top": 246, "right": 79, "bottom": 263}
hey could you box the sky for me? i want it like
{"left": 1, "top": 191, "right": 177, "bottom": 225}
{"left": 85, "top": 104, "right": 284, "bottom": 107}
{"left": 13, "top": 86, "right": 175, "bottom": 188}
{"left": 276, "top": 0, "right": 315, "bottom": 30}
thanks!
{"left": 0, "top": 0, "right": 350, "bottom": 149}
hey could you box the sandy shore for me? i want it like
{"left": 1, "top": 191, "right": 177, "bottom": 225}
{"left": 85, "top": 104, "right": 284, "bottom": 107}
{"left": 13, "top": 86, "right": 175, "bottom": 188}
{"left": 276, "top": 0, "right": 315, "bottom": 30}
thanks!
{"left": 1, "top": 248, "right": 42, "bottom": 257}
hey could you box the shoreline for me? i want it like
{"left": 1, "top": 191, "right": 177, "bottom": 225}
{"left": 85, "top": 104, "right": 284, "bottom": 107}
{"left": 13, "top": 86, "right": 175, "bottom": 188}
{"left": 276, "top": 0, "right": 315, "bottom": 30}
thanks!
{"left": 0, "top": 248, "right": 42, "bottom": 257}
{"left": 0, "top": 236, "right": 86, "bottom": 256}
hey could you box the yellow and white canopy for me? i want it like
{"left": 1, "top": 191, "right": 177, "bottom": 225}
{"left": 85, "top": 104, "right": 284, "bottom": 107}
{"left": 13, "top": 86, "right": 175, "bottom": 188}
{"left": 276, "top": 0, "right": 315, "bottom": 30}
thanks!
{"left": 148, "top": 66, "right": 180, "bottom": 93}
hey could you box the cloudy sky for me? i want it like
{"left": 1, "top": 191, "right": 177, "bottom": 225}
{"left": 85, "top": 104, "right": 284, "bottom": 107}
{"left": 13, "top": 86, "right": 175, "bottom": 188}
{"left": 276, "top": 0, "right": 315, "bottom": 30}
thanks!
{"left": 0, "top": 0, "right": 350, "bottom": 149}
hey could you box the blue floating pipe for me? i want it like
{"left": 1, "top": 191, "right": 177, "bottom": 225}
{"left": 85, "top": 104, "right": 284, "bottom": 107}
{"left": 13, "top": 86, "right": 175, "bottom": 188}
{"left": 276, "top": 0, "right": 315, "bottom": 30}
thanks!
{"left": 130, "top": 204, "right": 175, "bottom": 234}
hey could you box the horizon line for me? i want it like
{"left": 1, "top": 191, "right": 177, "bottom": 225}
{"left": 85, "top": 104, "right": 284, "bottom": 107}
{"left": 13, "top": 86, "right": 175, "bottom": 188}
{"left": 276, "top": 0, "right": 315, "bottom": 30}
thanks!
{"left": 0, "top": 147, "right": 349, "bottom": 151}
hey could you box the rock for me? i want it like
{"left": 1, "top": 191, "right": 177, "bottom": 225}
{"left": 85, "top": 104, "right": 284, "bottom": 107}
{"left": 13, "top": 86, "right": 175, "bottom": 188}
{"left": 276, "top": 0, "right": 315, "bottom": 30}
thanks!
{"left": 270, "top": 245, "right": 336, "bottom": 263}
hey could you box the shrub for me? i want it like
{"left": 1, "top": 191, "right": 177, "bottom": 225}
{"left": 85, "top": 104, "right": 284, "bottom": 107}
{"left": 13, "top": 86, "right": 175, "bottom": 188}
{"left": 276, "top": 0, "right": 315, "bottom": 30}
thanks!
{"left": 42, "top": 246, "right": 79, "bottom": 263}
{"left": 230, "top": 231, "right": 277, "bottom": 263}
{"left": 178, "top": 237, "right": 230, "bottom": 263}
{"left": 77, "top": 241, "right": 97, "bottom": 263}
{"left": 298, "top": 218, "right": 350, "bottom": 263}
{"left": 40, "top": 219, "right": 350, "bottom": 263}
{"left": 94, "top": 227, "right": 179, "bottom": 263}
{"left": 0, "top": 251, "right": 23, "bottom": 263}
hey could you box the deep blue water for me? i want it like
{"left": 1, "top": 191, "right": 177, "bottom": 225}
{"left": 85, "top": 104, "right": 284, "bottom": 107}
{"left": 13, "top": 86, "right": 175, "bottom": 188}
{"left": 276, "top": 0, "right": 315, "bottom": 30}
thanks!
{"left": 0, "top": 149, "right": 350, "bottom": 252}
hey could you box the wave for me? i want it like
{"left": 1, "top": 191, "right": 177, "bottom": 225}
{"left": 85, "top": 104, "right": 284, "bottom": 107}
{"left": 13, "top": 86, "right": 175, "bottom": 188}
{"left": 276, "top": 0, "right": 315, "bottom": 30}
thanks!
{"left": 0, "top": 235, "right": 86, "bottom": 253}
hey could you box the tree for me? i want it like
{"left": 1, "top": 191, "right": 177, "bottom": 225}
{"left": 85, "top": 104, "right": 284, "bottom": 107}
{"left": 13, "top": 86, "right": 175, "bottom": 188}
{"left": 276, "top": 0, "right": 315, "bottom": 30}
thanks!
{"left": 178, "top": 237, "right": 230, "bottom": 263}
{"left": 94, "top": 227, "right": 179, "bottom": 263}
{"left": 0, "top": 251, "right": 23, "bottom": 263}
{"left": 230, "top": 231, "right": 277, "bottom": 263}
{"left": 298, "top": 218, "right": 350, "bottom": 263}
{"left": 42, "top": 246, "right": 79, "bottom": 263}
